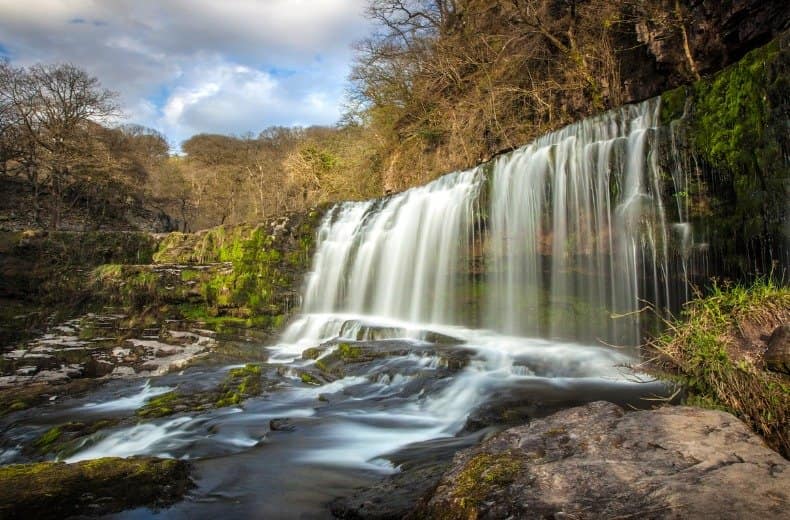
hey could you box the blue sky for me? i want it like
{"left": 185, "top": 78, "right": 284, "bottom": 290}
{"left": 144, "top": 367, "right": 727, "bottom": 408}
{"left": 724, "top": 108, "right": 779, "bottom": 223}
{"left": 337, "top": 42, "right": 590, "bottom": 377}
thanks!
{"left": 0, "top": 0, "right": 371, "bottom": 148}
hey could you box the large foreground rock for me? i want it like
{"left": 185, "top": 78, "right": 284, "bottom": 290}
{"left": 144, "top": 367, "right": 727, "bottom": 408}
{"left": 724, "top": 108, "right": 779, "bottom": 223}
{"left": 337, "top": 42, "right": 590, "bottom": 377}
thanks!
{"left": 416, "top": 402, "right": 789, "bottom": 519}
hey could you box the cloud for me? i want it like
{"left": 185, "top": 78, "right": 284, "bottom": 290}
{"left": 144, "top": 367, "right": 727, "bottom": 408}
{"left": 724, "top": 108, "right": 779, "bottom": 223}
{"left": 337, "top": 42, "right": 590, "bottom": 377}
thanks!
{"left": 0, "top": 0, "right": 371, "bottom": 147}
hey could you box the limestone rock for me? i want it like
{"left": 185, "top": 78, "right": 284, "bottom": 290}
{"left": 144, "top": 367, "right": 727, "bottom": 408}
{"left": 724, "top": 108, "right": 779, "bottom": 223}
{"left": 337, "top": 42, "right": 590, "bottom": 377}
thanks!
{"left": 416, "top": 401, "right": 789, "bottom": 519}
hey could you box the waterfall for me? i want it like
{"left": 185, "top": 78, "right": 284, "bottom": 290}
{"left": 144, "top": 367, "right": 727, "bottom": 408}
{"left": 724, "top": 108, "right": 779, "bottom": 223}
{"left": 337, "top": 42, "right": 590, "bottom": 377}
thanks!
{"left": 295, "top": 98, "right": 703, "bottom": 346}
{"left": 300, "top": 167, "right": 484, "bottom": 325}
{"left": 486, "top": 98, "right": 699, "bottom": 344}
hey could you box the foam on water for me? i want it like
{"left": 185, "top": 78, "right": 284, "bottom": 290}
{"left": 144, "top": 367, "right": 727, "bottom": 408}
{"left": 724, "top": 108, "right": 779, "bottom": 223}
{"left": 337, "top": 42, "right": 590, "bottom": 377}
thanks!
{"left": 81, "top": 380, "right": 173, "bottom": 412}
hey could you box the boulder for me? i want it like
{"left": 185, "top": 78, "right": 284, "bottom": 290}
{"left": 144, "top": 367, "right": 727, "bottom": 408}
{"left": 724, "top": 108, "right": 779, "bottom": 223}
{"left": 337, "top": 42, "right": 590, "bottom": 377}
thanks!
{"left": 416, "top": 402, "right": 789, "bottom": 519}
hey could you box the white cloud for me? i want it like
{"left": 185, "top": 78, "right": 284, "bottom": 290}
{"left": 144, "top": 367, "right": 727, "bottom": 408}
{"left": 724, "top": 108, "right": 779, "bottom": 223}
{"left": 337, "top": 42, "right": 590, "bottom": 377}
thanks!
{"left": 0, "top": 0, "right": 372, "bottom": 145}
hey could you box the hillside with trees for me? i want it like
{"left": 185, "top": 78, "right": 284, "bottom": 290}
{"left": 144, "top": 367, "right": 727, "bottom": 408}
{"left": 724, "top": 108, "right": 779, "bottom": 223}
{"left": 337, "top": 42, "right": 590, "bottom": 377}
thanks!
{"left": 2, "top": 0, "right": 787, "bottom": 232}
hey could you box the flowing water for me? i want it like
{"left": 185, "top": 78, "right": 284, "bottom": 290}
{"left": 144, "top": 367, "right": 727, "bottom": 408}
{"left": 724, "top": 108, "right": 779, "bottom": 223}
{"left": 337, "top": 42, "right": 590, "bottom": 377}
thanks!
{"left": 1, "top": 98, "right": 704, "bottom": 518}
{"left": 487, "top": 98, "right": 700, "bottom": 344}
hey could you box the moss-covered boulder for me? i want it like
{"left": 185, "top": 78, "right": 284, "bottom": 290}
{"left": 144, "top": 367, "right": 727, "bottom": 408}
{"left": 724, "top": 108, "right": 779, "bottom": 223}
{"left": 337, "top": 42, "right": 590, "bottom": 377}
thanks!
{"left": 90, "top": 208, "right": 327, "bottom": 339}
{"left": 0, "top": 457, "right": 192, "bottom": 518}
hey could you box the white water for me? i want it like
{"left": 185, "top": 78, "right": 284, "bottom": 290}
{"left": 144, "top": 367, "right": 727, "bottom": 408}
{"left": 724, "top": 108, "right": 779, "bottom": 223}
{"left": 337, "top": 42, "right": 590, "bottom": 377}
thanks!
{"left": 81, "top": 380, "right": 172, "bottom": 412}
{"left": 301, "top": 167, "right": 483, "bottom": 324}
{"left": 487, "top": 98, "right": 698, "bottom": 344}
{"left": 296, "top": 98, "right": 700, "bottom": 346}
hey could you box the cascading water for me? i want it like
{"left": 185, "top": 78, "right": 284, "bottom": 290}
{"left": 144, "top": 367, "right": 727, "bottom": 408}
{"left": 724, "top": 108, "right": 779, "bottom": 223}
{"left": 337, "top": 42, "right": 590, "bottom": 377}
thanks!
{"left": 290, "top": 98, "right": 703, "bottom": 346}
{"left": 486, "top": 98, "right": 702, "bottom": 345}
{"left": 300, "top": 167, "right": 483, "bottom": 325}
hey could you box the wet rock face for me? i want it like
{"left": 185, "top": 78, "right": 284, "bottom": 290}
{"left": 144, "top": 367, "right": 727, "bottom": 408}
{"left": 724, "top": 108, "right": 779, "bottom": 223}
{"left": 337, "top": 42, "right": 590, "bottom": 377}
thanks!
{"left": 416, "top": 402, "right": 790, "bottom": 519}
{"left": 295, "top": 338, "right": 473, "bottom": 390}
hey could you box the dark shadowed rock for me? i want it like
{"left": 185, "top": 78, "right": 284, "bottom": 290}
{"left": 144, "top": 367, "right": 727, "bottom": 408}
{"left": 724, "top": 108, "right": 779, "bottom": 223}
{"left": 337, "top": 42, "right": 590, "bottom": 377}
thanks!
{"left": 416, "top": 402, "right": 789, "bottom": 519}
{"left": 765, "top": 323, "right": 790, "bottom": 374}
{"left": 270, "top": 417, "right": 296, "bottom": 432}
{"left": 330, "top": 434, "right": 484, "bottom": 519}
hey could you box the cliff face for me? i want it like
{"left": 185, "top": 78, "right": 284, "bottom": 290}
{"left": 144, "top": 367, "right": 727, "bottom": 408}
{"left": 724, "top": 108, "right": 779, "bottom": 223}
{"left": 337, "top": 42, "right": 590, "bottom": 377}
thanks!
{"left": 628, "top": 0, "right": 790, "bottom": 102}
{"left": 659, "top": 32, "right": 789, "bottom": 276}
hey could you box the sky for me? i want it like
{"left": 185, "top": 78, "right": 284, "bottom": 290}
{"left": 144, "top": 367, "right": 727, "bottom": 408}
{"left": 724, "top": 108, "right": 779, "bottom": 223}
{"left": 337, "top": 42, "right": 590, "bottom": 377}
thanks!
{"left": 0, "top": 0, "right": 372, "bottom": 148}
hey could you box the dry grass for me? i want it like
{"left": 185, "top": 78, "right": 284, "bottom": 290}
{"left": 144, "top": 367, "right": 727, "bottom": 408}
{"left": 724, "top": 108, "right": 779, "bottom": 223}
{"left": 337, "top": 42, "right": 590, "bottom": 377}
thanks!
{"left": 646, "top": 279, "right": 790, "bottom": 457}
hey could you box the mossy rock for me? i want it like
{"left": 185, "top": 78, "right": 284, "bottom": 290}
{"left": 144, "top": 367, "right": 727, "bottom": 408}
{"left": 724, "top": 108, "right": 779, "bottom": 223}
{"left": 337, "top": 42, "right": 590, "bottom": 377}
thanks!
{"left": 447, "top": 451, "right": 523, "bottom": 515}
{"left": 0, "top": 457, "right": 192, "bottom": 519}
{"left": 136, "top": 391, "right": 180, "bottom": 418}
{"left": 659, "top": 35, "right": 789, "bottom": 276}
{"left": 30, "top": 419, "right": 122, "bottom": 458}
{"left": 135, "top": 364, "right": 266, "bottom": 418}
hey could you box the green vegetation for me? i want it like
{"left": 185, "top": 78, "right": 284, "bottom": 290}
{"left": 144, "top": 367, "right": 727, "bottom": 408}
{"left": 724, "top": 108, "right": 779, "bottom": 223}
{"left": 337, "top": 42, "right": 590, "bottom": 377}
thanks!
{"left": 659, "top": 36, "right": 788, "bottom": 275}
{"left": 215, "top": 364, "right": 263, "bottom": 407}
{"left": 31, "top": 420, "right": 121, "bottom": 457}
{"left": 660, "top": 86, "right": 688, "bottom": 125}
{"left": 300, "top": 372, "right": 322, "bottom": 386}
{"left": 449, "top": 452, "right": 523, "bottom": 514}
{"left": 34, "top": 426, "right": 63, "bottom": 452}
{"left": 0, "top": 457, "right": 191, "bottom": 519}
{"left": 647, "top": 279, "right": 790, "bottom": 456}
{"left": 136, "top": 391, "right": 179, "bottom": 419}
{"left": 85, "top": 210, "right": 322, "bottom": 339}
{"left": 337, "top": 342, "right": 362, "bottom": 360}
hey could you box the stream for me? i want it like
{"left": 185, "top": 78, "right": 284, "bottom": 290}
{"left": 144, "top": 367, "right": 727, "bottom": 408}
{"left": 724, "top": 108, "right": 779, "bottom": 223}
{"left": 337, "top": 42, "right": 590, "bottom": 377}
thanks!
{"left": 2, "top": 312, "right": 667, "bottom": 518}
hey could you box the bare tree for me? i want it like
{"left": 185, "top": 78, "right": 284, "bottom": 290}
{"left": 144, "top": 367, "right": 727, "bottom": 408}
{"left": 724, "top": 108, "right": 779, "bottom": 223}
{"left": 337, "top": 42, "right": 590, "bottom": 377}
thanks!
{"left": 1, "top": 62, "right": 120, "bottom": 228}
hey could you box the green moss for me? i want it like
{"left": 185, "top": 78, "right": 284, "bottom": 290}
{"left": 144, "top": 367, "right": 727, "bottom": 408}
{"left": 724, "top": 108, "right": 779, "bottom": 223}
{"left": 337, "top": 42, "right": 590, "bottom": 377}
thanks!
{"left": 0, "top": 457, "right": 191, "bottom": 519}
{"left": 337, "top": 342, "right": 362, "bottom": 360}
{"left": 215, "top": 364, "right": 263, "bottom": 407}
{"left": 302, "top": 347, "right": 323, "bottom": 360}
{"left": 134, "top": 365, "right": 264, "bottom": 416}
{"left": 691, "top": 39, "right": 781, "bottom": 175}
{"left": 180, "top": 269, "right": 201, "bottom": 282}
{"left": 660, "top": 86, "right": 687, "bottom": 125}
{"left": 668, "top": 36, "right": 789, "bottom": 275}
{"left": 300, "top": 372, "right": 322, "bottom": 386}
{"left": 31, "top": 420, "right": 121, "bottom": 457}
{"left": 92, "top": 263, "right": 123, "bottom": 282}
{"left": 9, "top": 401, "right": 27, "bottom": 412}
{"left": 450, "top": 452, "right": 523, "bottom": 513}
{"left": 34, "top": 426, "right": 63, "bottom": 452}
{"left": 136, "top": 391, "right": 178, "bottom": 418}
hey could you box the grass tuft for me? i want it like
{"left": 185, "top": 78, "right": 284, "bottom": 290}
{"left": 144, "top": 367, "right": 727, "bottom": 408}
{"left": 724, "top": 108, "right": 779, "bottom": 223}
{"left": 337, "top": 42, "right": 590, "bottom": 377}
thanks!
{"left": 646, "top": 278, "right": 789, "bottom": 456}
